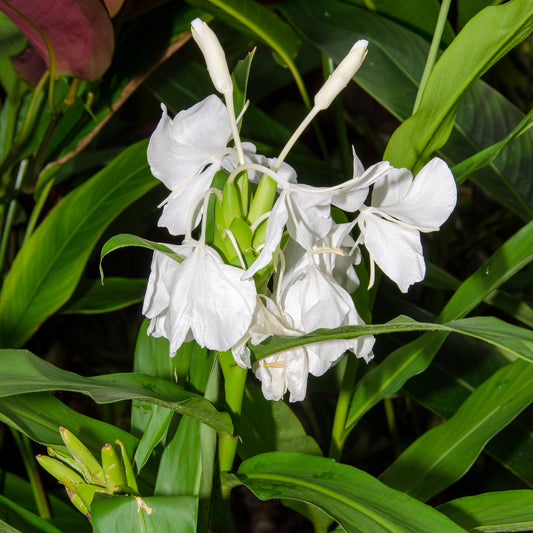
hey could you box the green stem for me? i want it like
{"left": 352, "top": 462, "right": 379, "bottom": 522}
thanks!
{"left": 213, "top": 350, "right": 247, "bottom": 529}
{"left": 322, "top": 54, "right": 352, "bottom": 179}
{"left": 11, "top": 430, "right": 51, "bottom": 519}
{"left": 412, "top": 0, "right": 452, "bottom": 114}
{"left": 329, "top": 355, "right": 359, "bottom": 461}
{"left": 0, "top": 159, "right": 28, "bottom": 272}
{"left": 23, "top": 174, "right": 55, "bottom": 243}
{"left": 384, "top": 396, "right": 401, "bottom": 455}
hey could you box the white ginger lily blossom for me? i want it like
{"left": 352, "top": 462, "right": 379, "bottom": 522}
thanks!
{"left": 279, "top": 223, "right": 360, "bottom": 295}
{"left": 143, "top": 240, "right": 257, "bottom": 355}
{"left": 147, "top": 95, "right": 259, "bottom": 236}
{"left": 244, "top": 156, "right": 392, "bottom": 279}
{"left": 356, "top": 157, "right": 457, "bottom": 293}
{"left": 233, "top": 253, "right": 374, "bottom": 402}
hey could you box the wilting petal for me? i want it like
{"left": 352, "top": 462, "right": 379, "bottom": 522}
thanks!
{"left": 0, "top": 0, "right": 114, "bottom": 80}
{"left": 358, "top": 211, "right": 424, "bottom": 293}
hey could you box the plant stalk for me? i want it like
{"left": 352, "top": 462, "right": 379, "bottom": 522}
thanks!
{"left": 329, "top": 355, "right": 359, "bottom": 461}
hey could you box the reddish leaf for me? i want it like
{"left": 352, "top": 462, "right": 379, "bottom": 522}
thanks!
{"left": 0, "top": 0, "right": 114, "bottom": 80}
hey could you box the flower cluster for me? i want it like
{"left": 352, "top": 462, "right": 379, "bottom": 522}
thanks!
{"left": 142, "top": 19, "right": 457, "bottom": 402}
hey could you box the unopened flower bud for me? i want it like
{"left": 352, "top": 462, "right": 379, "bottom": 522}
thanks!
{"left": 191, "top": 18, "right": 233, "bottom": 95}
{"left": 314, "top": 40, "right": 368, "bottom": 111}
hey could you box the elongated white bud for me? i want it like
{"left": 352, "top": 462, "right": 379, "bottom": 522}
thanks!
{"left": 191, "top": 18, "right": 233, "bottom": 95}
{"left": 314, "top": 40, "right": 368, "bottom": 111}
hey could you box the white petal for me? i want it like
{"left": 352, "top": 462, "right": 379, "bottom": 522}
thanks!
{"left": 169, "top": 245, "right": 256, "bottom": 351}
{"left": 157, "top": 166, "right": 216, "bottom": 236}
{"left": 147, "top": 96, "right": 231, "bottom": 191}
{"left": 383, "top": 158, "right": 457, "bottom": 229}
{"left": 286, "top": 186, "right": 334, "bottom": 247}
{"left": 359, "top": 212, "right": 425, "bottom": 293}
{"left": 371, "top": 166, "right": 412, "bottom": 207}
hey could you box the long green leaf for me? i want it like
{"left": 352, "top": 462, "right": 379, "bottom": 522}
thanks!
{"left": 92, "top": 494, "right": 197, "bottom": 533}
{"left": 380, "top": 360, "right": 533, "bottom": 501}
{"left": 344, "top": 219, "right": 533, "bottom": 435}
{"left": 239, "top": 386, "right": 322, "bottom": 459}
{"left": 384, "top": 0, "right": 533, "bottom": 172}
{"left": 60, "top": 277, "right": 147, "bottom": 315}
{"left": 232, "top": 452, "right": 467, "bottom": 533}
{"left": 0, "top": 494, "right": 61, "bottom": 533}
{"left": 250, "top": 315, "right": 533, "bottom": 364}
{"left": 403, "top": 337, "right": 533, "bottom": 488}
{"left": 100, "top": 234, "right": 183, "bottom": 283}
{"left": 0, "top": 349, "right": 233, "bottom": 436}
{"left": 0, "top": 140, "right": 157, "bottom": 348}
{"left": 452, "top": 108, "right": 533, "bottom": 184}
{"left": 0, "top": 393, "right": 138, "bottom": 457}
{"left": 438, "top": 490, "right": 533, "bottom": 532}
{"left": 0, "top": 470, "right": 91, "bottom": 533}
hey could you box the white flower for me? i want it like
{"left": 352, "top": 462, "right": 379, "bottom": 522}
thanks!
{"left": 244, "top": 158, "right": 392, "bottom": 279}
{"left": 147, "top": 95, "right": 261, "bottom": 236}
{"left": 279, "top": 223, "right": 360, "bottom": 295}
{"left": 356, "top": 157, "right": 457, "bottom": 292}
{"left": 143, "top": 242, "right": 257, "bottom": 354}
{"left": 234, "top": 261, "right": 374, "bottom": 402}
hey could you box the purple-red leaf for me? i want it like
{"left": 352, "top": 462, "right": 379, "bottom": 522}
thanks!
{"left": 0, "top": 0, "right": 114, "bottom": 80}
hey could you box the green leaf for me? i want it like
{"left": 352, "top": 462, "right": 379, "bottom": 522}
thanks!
{"left": 0, "top": 393, "right": 138, "bottom": 458}
{"left": 342, "top": 0, "right": 455, "bottom": 44}
{"left": 438, "top": 490, "right": 533, "bottom": 532}
{"left": 0, "top": 140, "right": 157, "bottom": 348}
{"left": 239, "top": 385, "right": 322, "bottom": 459}
{"left": 403, "top": 335, "right": 533, "bottom": 487}
{"left": 344, "top": 219, "right": 533, "bottom": 435}
{"left": 131, "top": 320, "right": 175, "bottom": 438}
{"left": 60, "top": 277, "right": 147, "bottom": 315}
{"left": 0, "top": 470, "right": 91, "bottom": 532}
{"left": 452, "top": 108, "right": 533, "bottom": 184}
{"left": 100, "top": 233, "right": 183, "bottom": 282}
{"left": 0, "top": 349, "right": 233, "bottom": 436}
{"left": 0, "top": 494, "right": 61, "bottom": 533}
{"left": 380, "top": 360, "right": 533, "bottom": 501}
{"left": 383, "top": 0, "right": 533, "bottom": 171}
{"left": 233, "top": 452, "right": 467, "bottom": 533}
{"left": 92, "top": 494, "right": 197, "bottom": 533}
{"left": 232, "top": 47, "right": 255, "bottom": 122}
{"left": 155, "top": 416, "right": 202, "bottom": 496}
{"left": 250, "top": 315, "right": 533, "bottom": 365}
{"left": 281, "top": 0, "right": 533, "bottom": 219}
{"left": 133, "top": 406, "right": 174, "bottom": 474}
{"left": 0, "top": 12, "right": 27, "bottom": 57}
